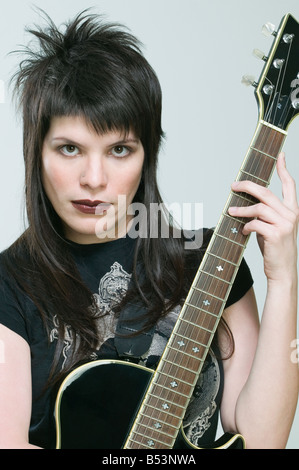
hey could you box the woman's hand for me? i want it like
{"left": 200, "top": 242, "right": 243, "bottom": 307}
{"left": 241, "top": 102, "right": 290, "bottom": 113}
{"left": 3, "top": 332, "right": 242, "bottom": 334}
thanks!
{"left": 228, "top": 152, "right": 299, "bottom": 282}
{"left": 225, "top": 153, "right": 299, "bottom": 448}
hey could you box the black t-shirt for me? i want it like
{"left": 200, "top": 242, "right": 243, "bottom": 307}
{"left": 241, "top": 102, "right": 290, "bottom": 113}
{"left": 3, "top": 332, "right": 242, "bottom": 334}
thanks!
{"left": 0, "top": 234, "right": 253, "bottom": 449}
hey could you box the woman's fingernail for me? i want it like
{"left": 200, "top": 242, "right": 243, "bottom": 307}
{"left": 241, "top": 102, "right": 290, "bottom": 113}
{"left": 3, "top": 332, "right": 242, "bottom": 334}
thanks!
{"left": 228, "top": 206, "right": 237, "bottom": 214}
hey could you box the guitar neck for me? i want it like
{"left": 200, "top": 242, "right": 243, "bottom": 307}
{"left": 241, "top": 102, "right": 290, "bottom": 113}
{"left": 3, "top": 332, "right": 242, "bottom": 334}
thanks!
{"left": 124, "top": 120, "right": 286, "bottom": 449}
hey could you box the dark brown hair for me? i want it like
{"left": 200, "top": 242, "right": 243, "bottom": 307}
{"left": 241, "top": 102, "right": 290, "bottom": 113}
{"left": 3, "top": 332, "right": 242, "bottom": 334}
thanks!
{"left": 4, "top": 10, "right": 231, "bottom": 383}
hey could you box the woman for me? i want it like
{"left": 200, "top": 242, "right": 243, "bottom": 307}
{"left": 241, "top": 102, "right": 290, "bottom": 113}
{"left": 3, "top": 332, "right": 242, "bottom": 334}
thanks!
{"left": 0, "top": 11, "right": 298, "bottom": 449}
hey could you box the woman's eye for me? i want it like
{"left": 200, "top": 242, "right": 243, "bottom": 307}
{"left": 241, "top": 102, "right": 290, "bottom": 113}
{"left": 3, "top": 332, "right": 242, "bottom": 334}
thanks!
{"left": 111, "top": 145, "right": 130, "bottom": 158}
{"left": 60, "top": 144, "right": 80, "bottom": 156}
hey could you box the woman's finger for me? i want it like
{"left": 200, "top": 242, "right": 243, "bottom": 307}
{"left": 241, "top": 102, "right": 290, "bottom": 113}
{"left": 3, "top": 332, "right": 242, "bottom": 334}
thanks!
{"left": 230, "top": 180, "right": 293, "bottom": 222}
{"left": 276, "top": 152, "right": 298, "bottom": 211}
{"left": 228, "top": 202, "right": 285, "bottom": 226}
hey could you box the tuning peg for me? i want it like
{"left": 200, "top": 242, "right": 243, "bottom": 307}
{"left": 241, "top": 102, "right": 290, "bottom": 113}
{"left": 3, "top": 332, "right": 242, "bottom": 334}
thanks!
{"left": 283, "top": 33, "right": 295, "bottom": 44}
{"left": 241, "top": 75, "right": 258, "bottom": 87}
{"left": 262, "top": 22, "right": 276, "bottom": 37}
{"left": 253, "top": 48, "right": 267, "bottom": 61}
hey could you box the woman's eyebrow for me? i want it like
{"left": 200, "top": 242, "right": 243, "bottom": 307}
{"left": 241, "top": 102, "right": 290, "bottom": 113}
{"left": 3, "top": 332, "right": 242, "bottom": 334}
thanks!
{"left": 50, "top": 137, "right": 140, "bottom": 146}
{"left": 112, "top": 138, "right": 140, "bottom": 145}
{"left": 50, "top": 137, "right": 82, "bottom": 146}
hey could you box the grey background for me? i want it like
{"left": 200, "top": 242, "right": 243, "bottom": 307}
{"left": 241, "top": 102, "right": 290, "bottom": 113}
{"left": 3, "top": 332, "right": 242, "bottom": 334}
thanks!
{"left": 0, "top": 0, "right": 298, "bottom": 448}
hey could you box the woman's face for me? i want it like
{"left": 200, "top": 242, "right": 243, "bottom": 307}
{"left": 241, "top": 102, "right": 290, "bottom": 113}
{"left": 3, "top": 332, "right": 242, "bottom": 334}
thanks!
{"left": 41, "top": 115, "right": 144, "bottom": 244}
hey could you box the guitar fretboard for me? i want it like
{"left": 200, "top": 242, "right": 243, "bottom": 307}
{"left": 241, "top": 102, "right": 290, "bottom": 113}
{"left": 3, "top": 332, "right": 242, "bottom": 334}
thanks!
{"left": 125, "top": 122, "right": 286, "bottom": 449}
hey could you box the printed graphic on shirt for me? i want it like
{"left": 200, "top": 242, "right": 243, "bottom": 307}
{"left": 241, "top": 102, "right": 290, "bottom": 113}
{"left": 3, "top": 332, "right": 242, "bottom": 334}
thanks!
{"left": 183, "top": 354, "right": 220, "bottom": 444}
{"left": 50, "top": 314, "right": 76, "bottom": 369}
{"left": 50, "top": 262, "right": 132, "bottom": 362}
{"left": 93, "top": 261, "right": 131, "bottom": 315}
{"left": 50, "top": 261, "right": 220, "bottom": 443}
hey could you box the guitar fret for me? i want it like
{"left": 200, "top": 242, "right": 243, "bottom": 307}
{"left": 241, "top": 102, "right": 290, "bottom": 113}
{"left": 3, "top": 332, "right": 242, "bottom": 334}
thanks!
{"left": 135, "top": 420, "right": 176, "bottom": 439}
{"left": 215, "top": 232, "right": 246, "bottom": 248}
{"left": 208, "top": 239, "right": 244, "bottom": 265}
{"left": 139, "top": 411, "right": 178, "bottom": 430}
{"left": 127, "top": 436, "right": 168, "bottom": 449}
{"left": 224, "top": 213, "right": 247, "bottom": 225}
{"left": 159, "top": 357, "right": 200, "bottom": 385}
{"left": 184, "top": 303, "right": 218, "bottom": 319}
{"left": 185, "top": 301, "right": 219, "bottom": 316}
{"left": 130, "top": 432, "right": 175, "bottom": 448}
{"left": 150, "top": 389, "right": 190, "bottom": 402}
{"left": 200, "top": 255, "right": 238, "bottom": 290}
{"left": 218, "top": 212, "right": 246, "bottom": 226}
{"left": 167, "top": 344, "right": 206, "bottom": 360}
{"left": 198, "top": 269, "right": 232, "bottom": 285}
{"left": 250, "top": 145, "right": 278, "bottom": 160}
{"left": 126, "top": 437, "right": 150, "bottom": 449}
{"left": 145, "top": 402, "right": 185, "bottom": 419}
{"left": 131, "top": 434, "right": 174, "bottom": 449}
{"left": 231, "top": 190, "right": 258, "bottom": 205}
{"left": 171, "top": 332, "right": 209, "bottom": 346}
{"left": 240, "top": 169, "right": 269, "bottom": 185}
{"left": 138, "top": 407, "right": 182, "bottom": 428}
{"left": 132, "top": 424, "right": 176, "bottom": 440}
{"left": 185, "top": 304, "right": 219, "bottom": 317}
{"left": 191, "top": 286, "right": 225, "bottom": 302}
{"left": 259, "top": 120, "right": 287, "bottom": 136}
{"left": 160, "top": 354, "right": 205, "bottom": 372}
{"left": 205, "top": 251, "right": 238, "bottom": 267}
{"left": 163, "top": 358, "right": 200, "bottom": 377}
{"left": 133, "top": 426, "right": 175, "bottom": 440}
{"left": 157, "top": 369, "right": 197, "bottom": 388}
{"left": 145, "top": 399, "right": 178, "bottom": 415}
{"left": 171, "top": 334, "right": 208, "bottom": 349}
{"left": 180, "top": 315, "right": 214, "bottom": 333}
{"left": 216, "top": 213, "right": 249, "bottom": 250}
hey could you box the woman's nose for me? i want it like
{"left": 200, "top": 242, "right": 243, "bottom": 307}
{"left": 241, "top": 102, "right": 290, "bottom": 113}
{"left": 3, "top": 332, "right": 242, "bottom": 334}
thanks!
{"left": 80, "top": 155, "right": 108, "bottom": 190}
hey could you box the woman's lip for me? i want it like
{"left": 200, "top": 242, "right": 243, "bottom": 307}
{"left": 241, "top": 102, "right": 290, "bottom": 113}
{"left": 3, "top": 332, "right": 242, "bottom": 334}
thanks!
{"left": 72, "top": 199, "right": 107, "bottom": 207}
{"left": 72, "top": 200, "right": 112, "bottom": 215}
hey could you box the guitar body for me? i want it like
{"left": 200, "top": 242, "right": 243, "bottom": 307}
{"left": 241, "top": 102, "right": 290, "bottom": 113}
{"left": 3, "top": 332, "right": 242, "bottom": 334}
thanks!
{"left": 55, "top": 360, "right": 245, "bottom": 449}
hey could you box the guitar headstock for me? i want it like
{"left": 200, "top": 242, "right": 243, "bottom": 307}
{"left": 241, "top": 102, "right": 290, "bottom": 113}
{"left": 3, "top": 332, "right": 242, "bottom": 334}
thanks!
{"left": 248, "top": 14, "right": 299, "bottom": 131}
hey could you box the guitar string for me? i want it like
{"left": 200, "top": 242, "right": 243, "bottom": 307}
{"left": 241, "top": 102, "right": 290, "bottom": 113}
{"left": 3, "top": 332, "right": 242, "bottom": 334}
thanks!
{"left": 280, "top": 39, "right": 297, "bottom": 130}
{"left": 271, "top": 39, "right": 293, "bottom": 129}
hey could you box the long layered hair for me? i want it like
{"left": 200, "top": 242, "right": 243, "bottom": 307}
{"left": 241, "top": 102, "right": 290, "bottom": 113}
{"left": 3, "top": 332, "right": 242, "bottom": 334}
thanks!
{"left": 4, "top": 11, "right": 229, "bottom": 383}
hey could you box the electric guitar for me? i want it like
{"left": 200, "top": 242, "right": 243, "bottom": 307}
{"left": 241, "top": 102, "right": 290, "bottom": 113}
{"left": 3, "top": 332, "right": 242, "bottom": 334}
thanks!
{"left": 54, "top": 14, "right": 299, "bottom": 449}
